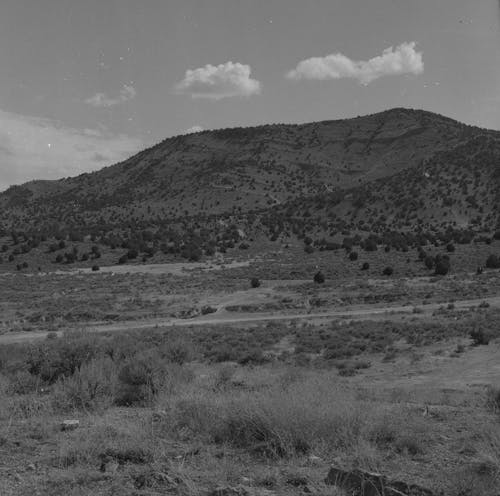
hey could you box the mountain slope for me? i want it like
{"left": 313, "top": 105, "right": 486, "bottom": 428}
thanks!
{"left": 1, "top": 107, "right": 494, "bottom": 231}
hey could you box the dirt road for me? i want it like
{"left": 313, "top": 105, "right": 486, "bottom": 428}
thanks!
{"left": 1, "top": 295, "right": 499, "bottom": 345}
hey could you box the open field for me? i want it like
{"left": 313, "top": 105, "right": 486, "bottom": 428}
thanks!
{"left": 2, "top": 254, "right": 500, "bottom": 495}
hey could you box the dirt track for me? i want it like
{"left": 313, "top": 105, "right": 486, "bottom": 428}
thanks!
{"left": 2, "top": 295, "right": 500, "bottom": 345}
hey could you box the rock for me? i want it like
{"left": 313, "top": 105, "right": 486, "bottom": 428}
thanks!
{"left": 101, "top": 461, "right": 119, "bottom": 474}
{"left": 151, "top": 409, "right": 168, "bottom": 422}
{"left": 60, "top": 420, "right": 79, "bottom": 431}
{"left": 307, "top": 454, "right": 323, "bottom": 465}
{"left": 325, "top": 466, "right": 437, "bottom": 496}
{"left": 208, "top": 486, "right": 275, "bottom": 496}
{"left": 26, "top": 463, "right": 36, "bottom": 471}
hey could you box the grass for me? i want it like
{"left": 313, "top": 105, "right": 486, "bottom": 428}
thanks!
{"left": 2, "top": 287, "right": 500, "bottom": 494}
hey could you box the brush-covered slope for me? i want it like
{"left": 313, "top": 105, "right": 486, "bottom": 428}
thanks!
{"left": 0, "top": 107, "right": 492, "bottom": 231}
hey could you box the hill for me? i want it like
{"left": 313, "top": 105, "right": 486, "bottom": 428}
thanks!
{"left": 0, "top": 107, "right": 499, "bottom": 269}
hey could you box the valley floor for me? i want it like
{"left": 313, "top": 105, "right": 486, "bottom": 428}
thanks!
{"left": 1, "top": 251, "right": 500, "bottom": 495}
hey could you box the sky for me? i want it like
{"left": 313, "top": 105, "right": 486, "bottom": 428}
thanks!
{"left": 0, "top": 0, "right": 499, "bottom": 190}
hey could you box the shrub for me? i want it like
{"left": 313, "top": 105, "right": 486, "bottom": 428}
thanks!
{"left": 116, "top": 352, "right": 164, "bottom": 406}
{"left": 486, "top": 255, "right": 500, "bottom": 269}
{"left": 434, "top": 255, "right": 450, "bottom": 276}
{"left": 361, "top": 262, "right": 370, "bottom": 271}
{"left": 118, "top": 255, "right": 128, "bottom": 264}
{"left": 470, "top": 328, "right": 491, "bottom": 346}
{"left": 486, "top": 387, "right": 500, "bottom": 412}
{"left": 424, "top": 256, "right": 434, "bottom": 270}
{"left": 26, "top": 332, "right": 101, "bottom": 383}
{"left": 304, "top": 245, "right": 314, "bottom": 254}
{"left": 251, "top": 277, "right": 261, "bottom": 288}
{"left": 91, "top": 265, "right": 100, "bottom": 271}
{"left": 160, "top": 338, "right": 193, "bottom": 365}
{"left": 52, "top": 356, "right": 118, "bottom": 411}
{"left": 313, "top": 271, "right": 325, "bottom": 284}
{"left": 382, "top": 267, "right": 393, "bottom": 276}
{"left": 446, "top": 243, "right": 455, "bottom": 252}
{"left": 349, "top": 251, "right": 358, "bottom": 261}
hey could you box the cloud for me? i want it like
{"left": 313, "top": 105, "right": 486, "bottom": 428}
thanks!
{"left": 287, "top": 42, "right": 423, "bottom": 85}
{"left": 184, "top": 125, "right": 204, "bottom": 134}
{"left": 85, "top": 84, "right": 137, "bottom": 107}
{"left": 0, "top": 109, "right": 143, "bottom": 191}
{"left": 175, "top": 61, "right": 261, "bottom": 99}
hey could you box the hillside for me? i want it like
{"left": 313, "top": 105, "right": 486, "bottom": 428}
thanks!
{"left": 0, "top": 107, "right": 499, "bottom": 269}
{"left": 1, "top": 108, "right": 495, "bottom": 227}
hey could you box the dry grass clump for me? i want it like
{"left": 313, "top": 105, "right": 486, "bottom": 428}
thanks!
{"left": 162, "top": 374, "right": 430, "bottom": 466}
{"left": 58, "top": 418, "right": 155, "bottom": 469}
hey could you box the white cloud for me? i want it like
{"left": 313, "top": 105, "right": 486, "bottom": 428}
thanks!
{"left": 85, "top": 84, "right": 137, "bottom": 107}
{"left": 185, "top": 125, "right": 204, "bottom": 134}
{"left": 0, "top": 109, "right": 143, "bottom": 191}
{"left": 175, "top": 61, "right": 261, "bottom": 100}
{"left": 287, "top": 42, "right": 423, "bottom": 85}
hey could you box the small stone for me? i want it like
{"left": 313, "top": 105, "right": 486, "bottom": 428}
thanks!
{"left": 307, "top": 454, "right": 323, "bottom": 465}
{"left": 152, "top": 410, "right": 167, "bottom": 422}
{"left": 102, "top": 461, "right": 119, "bottom": 474}
{"left": 61, "top": 420, "right": 79, "bottom": 431}
{"left": 26, "top": 463, "right": 36, "bottom": 471}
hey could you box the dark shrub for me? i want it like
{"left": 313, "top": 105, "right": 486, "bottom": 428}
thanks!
{"left": 446, "top": 243, "right": 455, "bottom": 252}
{"left": 434, "top": 255, "right": 450, "bottom": 275}
{"left": 382, "top": 267, "right": 393, "bottom": 276}
{"left": 361, "top": 262, "right": 370, "bottom": 271}
{"left": 349, "top": 251, "right": 358, "bottom": 261}
{"left": 91, "top": 265, "right": 100, "bottom": 271}
{"left": 250, "top": 277, "right": 261, "bottom": 288}
{"left": 470, "top": 328, "right": 491, "bottom": 346}
{"left": 313, "top": 271, "right": 325, "bottom": 284}
{"left": 118, "top": 255, "right": 128, "bottom": 264}
{"left": 127, "top": 249, "right": 138, "bottom": 260}
{"left": 364, "top": 238, "right": 378, "bottom": 252}
{"left": 424, "top": 256, "right": 434, "bottom": 270}
{"left": 116, "top": 351, "right": 166, "bottom": 405}
{"left": 486, "top": 255, "right": 500, "bottom": 269}
{"left": 304, "top": 245, "right": 314, "bottom": 254}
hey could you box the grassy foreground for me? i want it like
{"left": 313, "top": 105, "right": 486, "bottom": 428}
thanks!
{"left": 1, "top": 317, "right": 500, "bottom": 495}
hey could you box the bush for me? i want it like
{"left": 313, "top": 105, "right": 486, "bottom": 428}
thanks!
{"left": 424, "top": 256, "right": 434, "bottom": 270}
{"left": 250, "top": 277, "right": 261, "bottom": 288}
{"left": 446, "top": 243, "right": 455, "bottom": 252}
{"left": 486, "top": 387, "right": 500, "bottom": 412}
{"left": 349, "top": 251, "right": 358, "bottom": 261}
{"left": 382, "top": 267, "right": 393, "bottom": 276}
{"left": 116, "top": 351, "right": 164, "bottom": 405}
{"left": 118, "top": 255, "right": 128, "bottom": 264}
{"left": 313, "top": 271, "right": 325, "bottom": 284}
{"left": 470, "top": 328, "right": 491, "bottom": 346}
{"left": 434, "top": 255, "right": 450, "bottom": 276}
{"left": 361, "top": 262, "right": 369, "bottom": 271}
{"left": 486, "top": 255, "right": 500, "bottom": 269}
{"left": 91, "top": 265, "right": 100, "bottom": 271}
{"left": 160, "top": 338, "right": 193, "bottom": 365}
{"left": 26, "top": 332, "right": 101, "bottom": 383}
{"left": 52, "top": 356, "right": 118, "bottom": 411}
